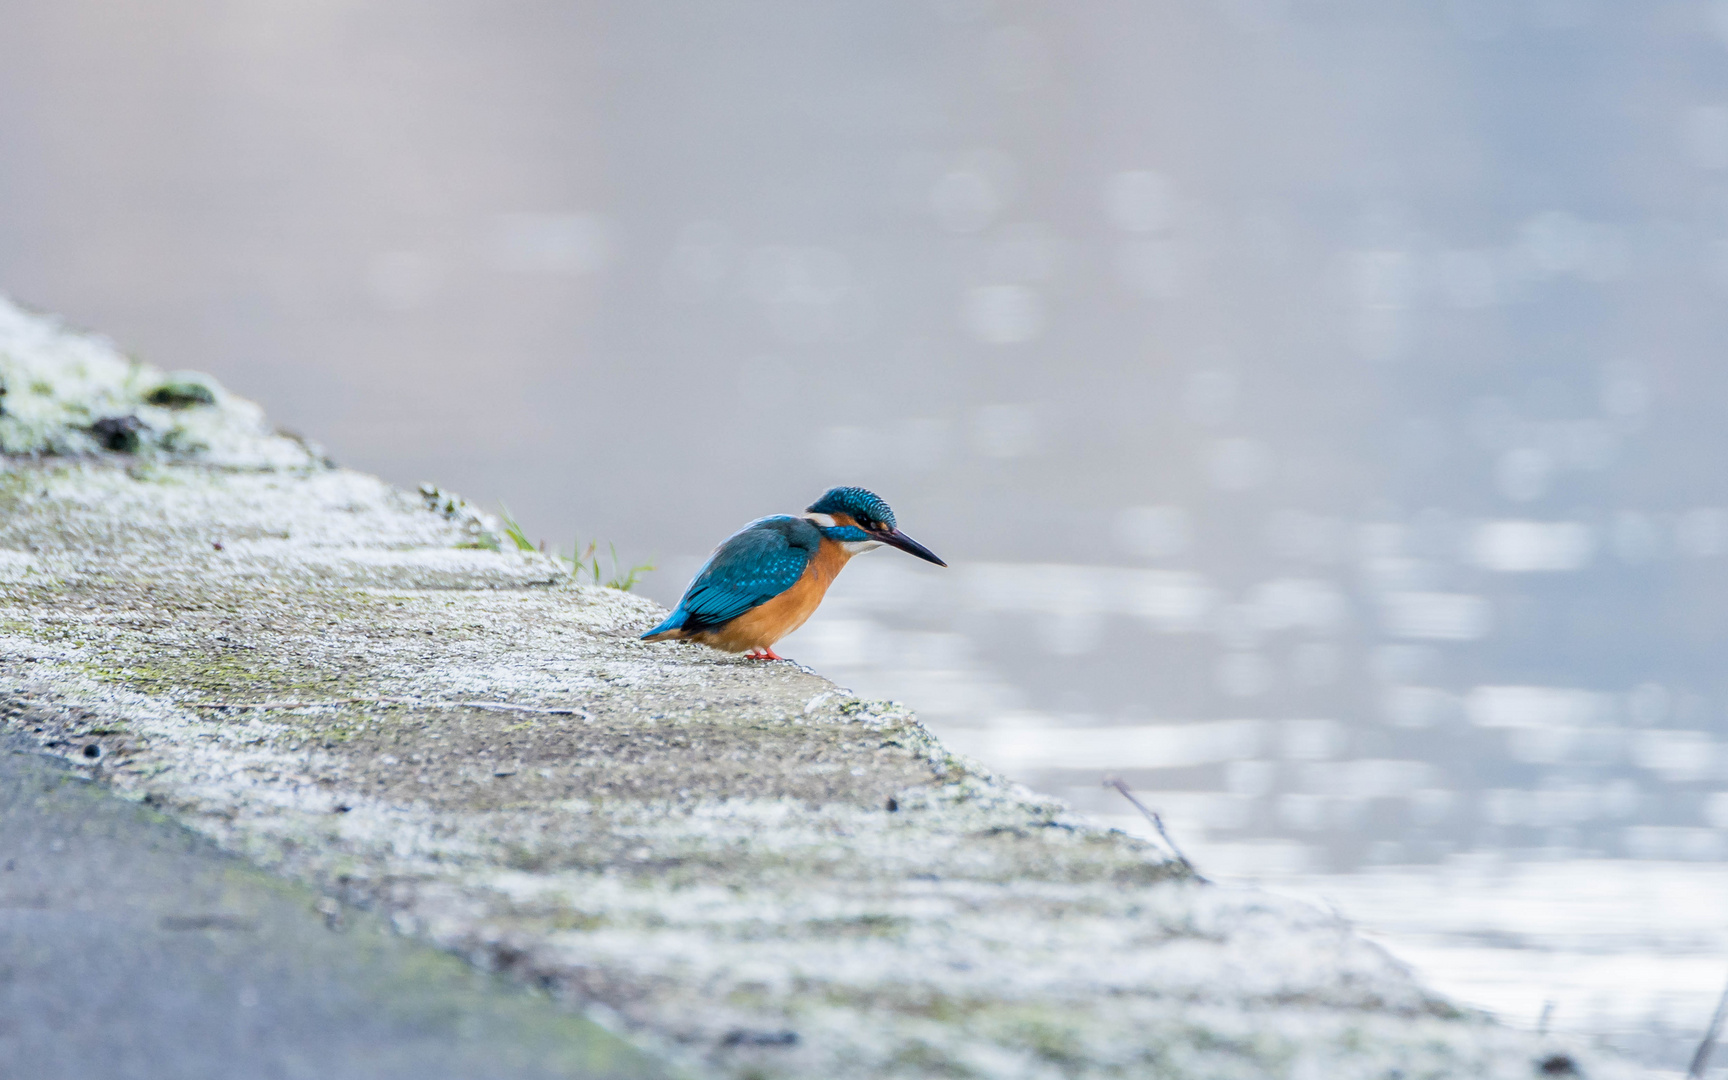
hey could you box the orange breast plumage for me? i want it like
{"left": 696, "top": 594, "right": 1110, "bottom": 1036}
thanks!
{"left": 685, "top": 537, "right": 851, "bottom": 653}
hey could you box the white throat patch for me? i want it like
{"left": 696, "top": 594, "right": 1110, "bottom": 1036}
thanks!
{"left": 842, "top": 539, "right": 884, "bottom": 555}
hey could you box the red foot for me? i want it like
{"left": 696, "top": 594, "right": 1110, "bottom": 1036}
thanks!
{"left": 745, "top": 647, "right": 785, "bottom": 660}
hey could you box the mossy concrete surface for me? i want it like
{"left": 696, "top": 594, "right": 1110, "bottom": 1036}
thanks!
{"left": 0, "top": 299, "right": 1642, "bottom": 1079}
{"left": 0, "top": 735, "right": 664, "bottom": 1080}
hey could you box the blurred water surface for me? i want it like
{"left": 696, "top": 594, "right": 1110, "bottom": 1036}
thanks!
{"left": 4, "top": 1, "right": 1728, "bottom": 1071}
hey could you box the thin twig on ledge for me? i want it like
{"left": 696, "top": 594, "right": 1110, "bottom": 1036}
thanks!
{"left": 1103, "top": 776, "right": 1207, "bottom": 882}
{"left": 187, "top": 697, "right": 590, "bottom": 719}
{"left": 1688, "top": 969, "right": 1728, "bottom": 1079}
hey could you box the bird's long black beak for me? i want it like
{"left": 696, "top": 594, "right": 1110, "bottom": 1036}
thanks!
{"left": 871, "top": 526, "right": 947, "bottom": 567}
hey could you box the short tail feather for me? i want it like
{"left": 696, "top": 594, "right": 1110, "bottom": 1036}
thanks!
{"left": 640, "top": 608, "right": 689, "bottom": 641}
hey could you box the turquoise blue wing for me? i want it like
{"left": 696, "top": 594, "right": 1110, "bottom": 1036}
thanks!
{"left": 666, "top": 517, "right": 814, "bottom": 631}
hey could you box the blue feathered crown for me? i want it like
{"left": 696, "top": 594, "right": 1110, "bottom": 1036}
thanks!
{"left": 807, "top": 486, "right": 895, "bottom": 528}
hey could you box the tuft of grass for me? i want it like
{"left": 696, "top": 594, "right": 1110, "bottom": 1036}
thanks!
{"left": 564, "top": 537, "right": 656, "bottom": 592}
{"left": 496, "top": 503, "right": 653, "bottom": 591}
{"left": 497, "top": 503, "right": 536, "bottom": 552}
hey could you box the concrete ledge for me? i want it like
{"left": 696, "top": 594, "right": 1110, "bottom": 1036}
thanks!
{"left": 0, "top": 735, "right": 663, "bottom": 1080}
{"left": 0, "top": 298, "right": 1638, "bottom": 1079}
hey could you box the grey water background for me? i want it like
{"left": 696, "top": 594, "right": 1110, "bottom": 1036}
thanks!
{"left": 3, "top": 1, "right": 1728, "bottom": 1071}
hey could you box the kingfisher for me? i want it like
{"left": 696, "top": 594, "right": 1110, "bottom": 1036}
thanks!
{"left": 641, "top": 486, "right": 946, "bottom": 660}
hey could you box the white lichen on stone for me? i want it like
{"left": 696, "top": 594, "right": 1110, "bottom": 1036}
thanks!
{"left": 0, "top": 295, "right": 314, "bottom": 466}
{"left": 0, "top": 296, "right": 1645, "bottom": 1080}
